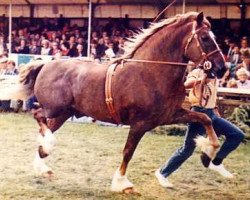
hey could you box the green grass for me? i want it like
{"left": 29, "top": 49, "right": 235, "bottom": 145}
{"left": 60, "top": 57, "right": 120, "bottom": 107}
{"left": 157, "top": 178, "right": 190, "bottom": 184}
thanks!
{"left": 0, "top": 113, "right": 249, "bottom": 200}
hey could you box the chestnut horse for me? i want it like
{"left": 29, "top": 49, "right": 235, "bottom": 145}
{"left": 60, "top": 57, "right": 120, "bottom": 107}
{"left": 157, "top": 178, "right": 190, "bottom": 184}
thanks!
{"left": 1, "top": 12, "right": 227, "bottom": 193}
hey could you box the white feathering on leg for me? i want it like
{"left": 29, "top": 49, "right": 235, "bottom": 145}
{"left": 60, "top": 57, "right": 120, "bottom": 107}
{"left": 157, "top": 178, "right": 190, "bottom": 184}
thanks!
{"left": 37, "top": 129, "right": 56, "bottom": 155}
{"left": 194, "top": 136, "right": 217, "bottom": 159}
{"left": 33, "top": 152, "right": 51, "bottom": 175}
{"left": 43, "top": 129, "right": 56, "bottom": 154}
{"left": 111, "top": 168, "right": 134, "bottom": 192}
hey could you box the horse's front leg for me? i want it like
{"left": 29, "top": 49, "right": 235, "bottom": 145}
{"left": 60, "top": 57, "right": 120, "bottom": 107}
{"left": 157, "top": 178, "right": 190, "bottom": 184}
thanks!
{"left": 111, "top": 122, "right": 151, "bottom": 193}
{"left": 171, "top": 107, "right": 220, "bottom": 159}
{"left": 32, "top": 108, "right": 72, "bottom": 177}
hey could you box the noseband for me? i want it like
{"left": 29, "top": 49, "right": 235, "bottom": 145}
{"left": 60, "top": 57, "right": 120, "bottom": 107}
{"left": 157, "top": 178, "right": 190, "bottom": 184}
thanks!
{"left": 184, "top": 21, "right": 222, "bottom": 71}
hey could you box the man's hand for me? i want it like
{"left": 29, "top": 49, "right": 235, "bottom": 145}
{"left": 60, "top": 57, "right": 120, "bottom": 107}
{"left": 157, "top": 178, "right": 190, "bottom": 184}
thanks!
{"left": 214, "top": 107, "right": 221, "bottom": 117}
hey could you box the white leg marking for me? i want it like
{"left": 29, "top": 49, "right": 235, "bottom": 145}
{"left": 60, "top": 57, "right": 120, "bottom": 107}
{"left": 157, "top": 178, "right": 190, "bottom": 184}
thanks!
{"left": 37, "top": 129, "right": 56, "bottom": 155}
{"left": 33, "top": 152, "right": 51, "bottom": 175}
{"left": 111, "top": 168, "right": 134, "bottom": 192}
{"left": 195, "top": 136, "right": 217, "bottom": 159}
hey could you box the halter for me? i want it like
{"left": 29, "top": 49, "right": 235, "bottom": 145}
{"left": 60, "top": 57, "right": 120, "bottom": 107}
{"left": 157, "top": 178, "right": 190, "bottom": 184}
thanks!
{"left": 184, "top": 21, "right": 222, "bottom": 71}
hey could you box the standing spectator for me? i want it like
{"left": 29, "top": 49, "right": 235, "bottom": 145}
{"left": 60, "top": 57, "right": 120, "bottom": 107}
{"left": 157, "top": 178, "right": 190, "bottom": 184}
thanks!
{"left": 0, "top": 33, "right": 7, "bottom": 56}
{"left": 240, "top": 38, "right": 250, "bottom": 55}
{"left": 226, "top": 40, "right": 236, "bottom": 59}
{"left": 237, "top": 51, "right": 250, "bottom": 71}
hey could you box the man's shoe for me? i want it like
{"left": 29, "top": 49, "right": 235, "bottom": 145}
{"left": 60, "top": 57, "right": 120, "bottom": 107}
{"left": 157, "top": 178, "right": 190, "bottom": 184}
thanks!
{"left": 208, "top": 162, "right": 234, "bottom": 178}
{"left": 155, "top": 169, "right": 174, "bottom": 188}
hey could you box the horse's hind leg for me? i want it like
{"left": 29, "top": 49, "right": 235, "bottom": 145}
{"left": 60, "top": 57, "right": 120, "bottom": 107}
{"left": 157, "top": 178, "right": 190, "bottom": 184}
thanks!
{"left": 32, "top": 108, "right": 72, "bottom": 177}
{"left": 171, "top": 108, "right": 220, "bottom": 158}
{"left": 111, "top": 122, "right": 151, "bottom": 193}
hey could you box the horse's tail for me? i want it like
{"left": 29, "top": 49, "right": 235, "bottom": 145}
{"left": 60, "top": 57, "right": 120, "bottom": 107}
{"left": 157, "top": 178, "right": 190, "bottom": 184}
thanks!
{"left": 0, "top": 60, "right": 46, "bottom": 101}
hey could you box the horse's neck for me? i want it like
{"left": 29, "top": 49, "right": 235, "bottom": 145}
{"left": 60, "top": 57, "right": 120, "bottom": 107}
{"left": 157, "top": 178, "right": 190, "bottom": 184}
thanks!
{"left": 128, "top": 24, "right": 189, "bottom": 87}
{"left": 133, "top": 24, "right": 189, "bottom": 63}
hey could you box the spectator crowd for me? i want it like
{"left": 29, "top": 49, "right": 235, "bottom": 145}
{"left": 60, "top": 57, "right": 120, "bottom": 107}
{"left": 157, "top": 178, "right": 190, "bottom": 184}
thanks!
{"left": 0, "top": 15, "right": 249, "bottom": 93}
{"left": 0, "top": 16, "right": 133, "bottom": 63}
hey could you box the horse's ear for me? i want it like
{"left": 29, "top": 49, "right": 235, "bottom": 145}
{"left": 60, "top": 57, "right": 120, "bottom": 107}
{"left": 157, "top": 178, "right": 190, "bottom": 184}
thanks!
{"left": 196, "top": 12, "right": 204, "bottom": 26}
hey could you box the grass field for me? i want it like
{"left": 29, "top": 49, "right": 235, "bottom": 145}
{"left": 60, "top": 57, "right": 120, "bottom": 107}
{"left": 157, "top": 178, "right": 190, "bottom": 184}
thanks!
{"left": 0, "top": 113, "right": 249, "bottom": 200}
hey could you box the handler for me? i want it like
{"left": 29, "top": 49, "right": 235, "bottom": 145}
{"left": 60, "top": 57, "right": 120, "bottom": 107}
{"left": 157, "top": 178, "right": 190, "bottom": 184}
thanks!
{"left": 155, "top": 68, "right": 245, "bottom": 188}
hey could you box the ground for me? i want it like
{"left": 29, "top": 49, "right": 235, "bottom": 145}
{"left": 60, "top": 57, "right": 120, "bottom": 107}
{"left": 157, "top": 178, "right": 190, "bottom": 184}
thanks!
{"left": 0, "top": 113, "right": 249, "bottom": 200}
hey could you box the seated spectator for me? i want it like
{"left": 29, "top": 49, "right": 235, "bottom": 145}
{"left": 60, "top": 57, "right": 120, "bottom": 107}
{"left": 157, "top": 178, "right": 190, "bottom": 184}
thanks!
{"left": 90, "top": 40, "right": 98, "bottom": 60}
{"left": 74, "top": 44, "right": 86, "bottom": 57}
{"left": 77, "top": 37, "right": 88, "bottom": 56}
{"left": 236, "top": 68, "right": 250, "bottom": 89}
{"left": 29, "top": 39, "right": 41, "bottom": 55}
{"left": 50, "top": 42, "right": 61, "bottom": 56}
{"left": 104, "top": 42, "right": 116, "bottom": 60}
{"left": 226, "top": 78, "right": 238, "bottom": 88}
{"left": 14, "top": 39, "right": 29, "bottom": 54}
{"left": 60, "top": 42, "right": 70, "bottom": 56}
{"left": 40, "top": 39, "right": 51, "bottom": 55}
{"left": 5, "top": 60, "right": 17, "bottom": 75}
{"left": 96, "top": 38, "right": 106, "bottom": 60}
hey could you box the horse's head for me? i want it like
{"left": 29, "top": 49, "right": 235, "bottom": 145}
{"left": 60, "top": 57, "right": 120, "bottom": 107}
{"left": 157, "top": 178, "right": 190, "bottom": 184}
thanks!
{"left": 184, "top": 12, "right": 227, "bottom": 79}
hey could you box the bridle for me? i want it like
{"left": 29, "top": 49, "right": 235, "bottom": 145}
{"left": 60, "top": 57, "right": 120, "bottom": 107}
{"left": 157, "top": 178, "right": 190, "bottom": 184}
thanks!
{"left": 184, "top": 21, "right": 222, "bottom": 71}
{"left": 117, "top": 21, "right": 223, "bottom": 73}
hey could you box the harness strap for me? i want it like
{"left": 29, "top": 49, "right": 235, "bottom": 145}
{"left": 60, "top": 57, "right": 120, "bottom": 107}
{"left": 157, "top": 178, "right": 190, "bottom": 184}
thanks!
{"left": 105, "top": 63, "right": 121, "bottom": 124}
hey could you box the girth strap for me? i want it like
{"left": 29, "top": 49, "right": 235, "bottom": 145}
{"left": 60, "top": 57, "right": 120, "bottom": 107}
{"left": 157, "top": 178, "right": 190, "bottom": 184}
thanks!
{"left": 105, "top": 63, "right": 121, "bottom": 124}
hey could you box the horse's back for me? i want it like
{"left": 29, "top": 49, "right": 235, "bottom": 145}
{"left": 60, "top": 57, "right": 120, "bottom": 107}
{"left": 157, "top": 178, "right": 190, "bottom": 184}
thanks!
{"left": 34, "top": 59, "right": 109, "bottom": 119}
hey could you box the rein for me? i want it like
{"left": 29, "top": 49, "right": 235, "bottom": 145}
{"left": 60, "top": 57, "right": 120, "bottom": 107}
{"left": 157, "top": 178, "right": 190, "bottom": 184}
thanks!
{"left": 121, "top": 58, "right": 188, "bottom": 67}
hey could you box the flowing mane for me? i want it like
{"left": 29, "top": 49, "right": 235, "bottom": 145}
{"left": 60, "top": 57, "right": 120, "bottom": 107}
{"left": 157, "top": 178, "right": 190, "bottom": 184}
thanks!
{"left": 122, "top": 12, "right": 209, "bottom": 59}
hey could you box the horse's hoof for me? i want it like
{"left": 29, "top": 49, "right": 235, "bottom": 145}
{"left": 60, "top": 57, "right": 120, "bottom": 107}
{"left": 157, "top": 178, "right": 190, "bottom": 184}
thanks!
{"left": 200, "top": 152, "right": 211, "bottom": 168}
{"left": 42, "top": 170, "right": 55, "bottom": 180}
{"left": 123, "top": 188, "right": 140, "bottom": 195}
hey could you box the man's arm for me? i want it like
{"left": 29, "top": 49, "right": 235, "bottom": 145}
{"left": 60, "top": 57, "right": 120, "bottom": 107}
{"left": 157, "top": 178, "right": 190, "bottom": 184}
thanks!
{"left": 184, "top": 73, "right": 207, "bottom": 89}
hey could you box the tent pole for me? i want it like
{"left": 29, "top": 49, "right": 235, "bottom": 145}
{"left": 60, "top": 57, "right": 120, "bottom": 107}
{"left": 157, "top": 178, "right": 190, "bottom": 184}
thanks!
{"left": 87, "top": 0, "right": 92, "bottom": 58}
{"left": 8, "top": 0, "right": 12, "bottom": 54}
{"left": 182, "top": 0, "right": 186, "bottom": 14}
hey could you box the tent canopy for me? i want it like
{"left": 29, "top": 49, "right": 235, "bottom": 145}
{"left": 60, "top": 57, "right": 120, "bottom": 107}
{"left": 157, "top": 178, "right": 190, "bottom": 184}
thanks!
{"left": 0, "top": 0, "right": 250, "bottom": 5}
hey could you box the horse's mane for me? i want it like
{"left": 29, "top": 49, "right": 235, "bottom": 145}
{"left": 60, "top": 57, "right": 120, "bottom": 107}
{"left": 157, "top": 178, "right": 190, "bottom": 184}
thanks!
{"left": 121, "top": 12, "right": 208, "bottom": 59}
